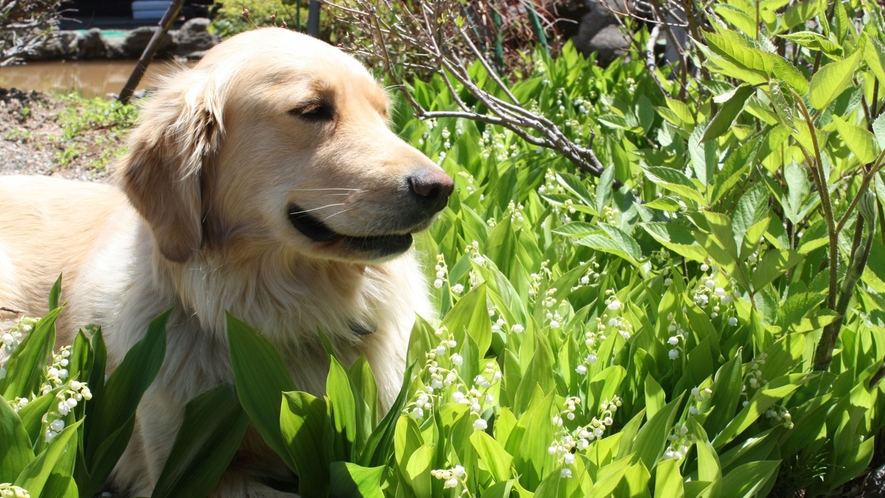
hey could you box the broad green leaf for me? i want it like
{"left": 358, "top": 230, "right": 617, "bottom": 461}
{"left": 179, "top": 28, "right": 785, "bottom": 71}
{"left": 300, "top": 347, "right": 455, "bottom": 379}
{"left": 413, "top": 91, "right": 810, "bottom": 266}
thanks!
{"left": 470, "top": 430, "right": 514, "bottom": 482}
{"left": 873, "top": 113, "right": 885, "bottom": 150}
{"left": 0, "top": 395, "right": 34, "bottom": 483}
{"left": 15, "top": 419, "right": 83, "bottom": 497}
{"left": 151, "top": 384, "right": 249, "bottom": 498}
{"left": 281, "top": 391, "right": 329, "bottom": 497}
{"left": 714, "top": 4, "right": 757, "bottom": 36}
{"left": 1, "top": 307, "right": 62, "bottom": 399}
{"left": 552, "top": 222, "right": 596, "bottom": 237}
{"left": 711, "top": 136, "right": 760, "bottom": 204}
{"left": 654, "top": 458, "right": 684, "bottom": 498}
{"left": 227, "top": 313, "right": 298, "bottom": 471}
{"left": 642, "top": 166, "right": 707, "bottom": 205}
{"left": 832, "top": 114, "right": 878, "bottom": 164}
{"left": 48, "top": 274, "right": 62, "bottom": 311}
{"left": 712, "top": 373, "right": 811, "bottom": 448}
{"left": 865, "top": 35, "right": 885, "bottom": 85}
{"left": 702, "top": 84, "right": 755, "bottom": 142}
{"left": 327, "top": 356, "right": 357, "bottom": 460}
{"left": 809, "top": 48, "right": 863, "bottom": 110}
{"left": 359, "top": 363, "right": 415, "bottom": 467}
{"left": 666, "top": 98, "right": 696, "bottom": 124}
{"left": 598, "top": 223, "right": 642, "bottom": 262}
{"left": 704, "top": 356, "right": 743, "bottom": 436}
{"left": 720, "top": 460, "right": 780, "bottom": 498}
{"left": 704, "top": 212, "right": 739, "bottom": 260}
{"left": 575, "top": 234, "right": 641, "bottom": 268}
{"left": 329, "top": 462, "right": 384, "bottom": 498}
{"left": 18, "top": 389, "right": 59, "bottom": 445}
{"left": 644, "top": 375, "right": 665, "bottom": 419}
{"left": 507, "top": 392, "right": 556, "bottom": 489}
{"left": 782, "top": 0, "right": 824, "bottom": 30}
{"left": 780, "top": 31, "right": 842, "bottom": 55}
{"left": 630, "top": 393, "right": 684, "bottom": 469}
{"left": 81, "top": 310, "right": 169, "bottom": 497}
{"left": 751, "top": 249, "right": 804, "bottom": 291}
{"left": 587, "top": 456, "right": 632, "bottom": 498}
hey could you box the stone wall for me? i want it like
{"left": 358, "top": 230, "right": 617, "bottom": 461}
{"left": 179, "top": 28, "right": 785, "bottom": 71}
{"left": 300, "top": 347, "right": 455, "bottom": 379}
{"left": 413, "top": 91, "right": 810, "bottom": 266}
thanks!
{"left": 26, "top": 18, "right": 219, "bottom": 61}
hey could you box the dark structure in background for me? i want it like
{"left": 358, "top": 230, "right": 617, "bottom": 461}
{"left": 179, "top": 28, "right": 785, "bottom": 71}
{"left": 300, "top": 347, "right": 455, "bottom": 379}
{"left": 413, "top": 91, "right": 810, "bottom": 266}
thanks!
{"left": 59, "top": 0, "right": 216, "bottom": 29}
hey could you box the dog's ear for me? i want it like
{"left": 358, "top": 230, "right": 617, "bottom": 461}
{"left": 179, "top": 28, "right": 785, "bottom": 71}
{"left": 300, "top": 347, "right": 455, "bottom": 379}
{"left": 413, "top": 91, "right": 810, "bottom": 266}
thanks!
{"left": 118, "top": 73, "right": 224, "bottom": 263}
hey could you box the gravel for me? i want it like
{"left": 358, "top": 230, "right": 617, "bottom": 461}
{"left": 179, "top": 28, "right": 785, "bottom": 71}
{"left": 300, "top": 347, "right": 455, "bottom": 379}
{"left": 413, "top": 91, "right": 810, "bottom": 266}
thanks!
{"left": 0, "top": 88, "right": 117, "bottom": 182}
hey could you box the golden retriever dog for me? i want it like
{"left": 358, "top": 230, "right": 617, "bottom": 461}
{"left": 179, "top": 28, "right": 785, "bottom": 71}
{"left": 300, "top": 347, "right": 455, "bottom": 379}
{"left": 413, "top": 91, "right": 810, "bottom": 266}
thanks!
{"left": 0, "top": 28, "right": 452, "bottom": 497}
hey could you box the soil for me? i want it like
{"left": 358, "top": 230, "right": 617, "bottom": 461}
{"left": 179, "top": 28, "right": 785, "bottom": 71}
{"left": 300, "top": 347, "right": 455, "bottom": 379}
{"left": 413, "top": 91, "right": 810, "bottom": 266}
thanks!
{"left": 0, "top": 88, "right": 121, "bottom": 182}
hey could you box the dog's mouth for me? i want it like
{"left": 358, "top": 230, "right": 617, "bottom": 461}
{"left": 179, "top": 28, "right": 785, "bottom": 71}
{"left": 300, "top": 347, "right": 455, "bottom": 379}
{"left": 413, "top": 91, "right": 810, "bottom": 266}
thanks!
{"left": 288, "top": 205, "right": 413, "bottom": 258}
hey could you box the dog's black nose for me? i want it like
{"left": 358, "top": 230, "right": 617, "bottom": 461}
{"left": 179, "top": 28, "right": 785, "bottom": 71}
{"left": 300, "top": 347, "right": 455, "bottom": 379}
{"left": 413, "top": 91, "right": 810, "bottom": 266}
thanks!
{"left": 408, "top": 169, "right": 454, "bottom": 213}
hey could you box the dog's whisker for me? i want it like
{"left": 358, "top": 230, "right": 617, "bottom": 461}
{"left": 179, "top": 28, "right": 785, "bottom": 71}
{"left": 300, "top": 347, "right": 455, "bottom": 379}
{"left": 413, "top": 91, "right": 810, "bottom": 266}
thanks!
{"left": 291, "top": 188, "right": 363, "bottom": 192}
{"left": 322, "top": 209, "right": 350, "bottom": 221}
{"left": 290, "top": 203, "right": 346, "bottom": 215}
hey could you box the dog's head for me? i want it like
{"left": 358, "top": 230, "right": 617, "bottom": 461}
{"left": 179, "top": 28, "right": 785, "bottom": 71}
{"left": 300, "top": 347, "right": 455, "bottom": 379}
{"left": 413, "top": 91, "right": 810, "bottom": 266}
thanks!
{"left": 119, "top": 28, "right": 452, "bottom": 264}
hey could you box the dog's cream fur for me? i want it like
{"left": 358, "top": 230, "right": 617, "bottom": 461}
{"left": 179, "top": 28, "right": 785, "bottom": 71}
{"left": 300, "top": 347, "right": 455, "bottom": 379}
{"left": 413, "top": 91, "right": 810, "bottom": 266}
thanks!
{"left": 0, "top": 28, "right": 451, "bottom": 497}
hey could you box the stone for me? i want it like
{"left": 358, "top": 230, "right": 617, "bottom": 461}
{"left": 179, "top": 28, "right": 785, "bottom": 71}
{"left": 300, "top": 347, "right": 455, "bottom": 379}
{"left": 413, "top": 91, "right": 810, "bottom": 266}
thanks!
{"left": 172, "top": 18, "right": 219, "bottom": 56}
{"left": 75, "top": 28, "right": 107, "bottom": 59}
{"left": 570, "top": 0, "right": 630, "bottom": 65}
{"left": 118, "top": 26, "right": 176, "bottom": 59}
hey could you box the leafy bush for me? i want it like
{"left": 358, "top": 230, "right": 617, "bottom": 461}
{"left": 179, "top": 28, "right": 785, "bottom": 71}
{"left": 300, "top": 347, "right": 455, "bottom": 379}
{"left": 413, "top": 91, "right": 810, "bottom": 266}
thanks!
{"left": 5, "top": 0, "right": 885, "bottom": 495}
{"left": 209, "top": 0, "right": 311, "bottom": 39}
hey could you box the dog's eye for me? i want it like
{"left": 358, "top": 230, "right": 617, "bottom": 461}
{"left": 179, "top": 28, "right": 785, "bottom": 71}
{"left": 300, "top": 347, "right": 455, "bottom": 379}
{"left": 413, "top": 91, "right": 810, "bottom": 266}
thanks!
{"left": 290, "top": 102, "right": 334, "bottom": 122}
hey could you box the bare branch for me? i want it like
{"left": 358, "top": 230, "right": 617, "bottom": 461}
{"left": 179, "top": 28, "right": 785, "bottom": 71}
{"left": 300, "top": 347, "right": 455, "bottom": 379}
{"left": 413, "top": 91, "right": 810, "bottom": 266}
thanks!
{"left": 325, "top": 0, "right": 617, "bottom": 183}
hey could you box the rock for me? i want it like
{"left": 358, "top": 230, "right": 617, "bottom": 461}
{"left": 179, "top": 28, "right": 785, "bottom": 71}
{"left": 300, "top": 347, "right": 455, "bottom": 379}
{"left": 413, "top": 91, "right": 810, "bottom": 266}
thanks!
{"left": 571, "top": 0, "right": 630, "bottom": 65}
{"left": 76, "top": 28, "right": 108, "bottom": 59}
{"left": 172, "top": 18, "right": 218, "bottom": 56}
{"left": 118, "top": 26, "right": 176, "bottom": 59}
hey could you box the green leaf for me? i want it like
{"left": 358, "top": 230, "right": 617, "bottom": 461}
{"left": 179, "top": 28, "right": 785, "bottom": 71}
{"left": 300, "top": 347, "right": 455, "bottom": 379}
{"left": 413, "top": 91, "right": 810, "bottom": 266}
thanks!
{"left": 704, "top": 356, "right": 743, "bottom": 436}
{"left": 631, "top": 393, "right": 684, "bottom": 469}
{"left": 327, "top": 356, "right": 357, "bottom": 460}
{"left": 654, "top": 458, "right": 684, "bottom": 498}
{"left": 359, "top": 362, "right": 413, "bottom": 467}
{"left": 782, "top": 0, "right": 824, "bottom": 30}
{"left": 751, "top": 249, "right": 804, "bottom": 291}
{"left": 552, "top": 222, "right": 596, "bottom": 237}
{"left": 702, "top": 84, "right": 755, "bottom": 142}
{"left": 809, "top": 48, "right": 863, "bottom": 110}
{"left": 329, "top": 462, "right": 384, "bottom": 498}
{"left": 720, "top": 460, "right": 780, "bottom": 498}
{"left": 873, "top": 113, "right": 885, "bottom": 150}
{"left": 714, "top": 4, "right": 757, "bottom": 36}
{"left": 470, "top": 430, "right": 514, "bottom": 482}
{"left": 227, "top": 313, "right": 298, "bottom": 472}
{"left": 832, "top": 114, "right": 878, "bottom": 164}
{"left": 598, "top": 224, "right": 642, "bottom": 262}
{"left": 48, "top": 274, "right": 62, "bottom": 311}
{"left": 642, "top": 166, "right": 707, "bottom": 205}
{"left": 865, "top": 35, "right": 885, "bottom": 85}
{"left": 575, "top": 234, "right": 641, "bottom": 268}
{"left": 1, "top": 307, "right": 62, "bottom": 399}
{"left": 281, "top": 391, "right": 329, "bottom": 498}
{"left": 151, "top": 384, "right": 249, "bottom": 498}
{"left": 15, "top": 419, "right": 83, "bottom": 497}
{"left": 0, "top": 395, "right": 34, "bottom": 483}
{"left": 18, "top": 390, "right": 59, "bottom": 445}
{"left": 780, "top": 31, "right": 842, "bottom": 55}
{"left": 81, "top": 310, "right": 168, "bottom": 496}
{"left": 644, "top": 375, "right": 665, "bottom": 419}
{"left": 712, "top": 373, "right": 811, "bottom": 448}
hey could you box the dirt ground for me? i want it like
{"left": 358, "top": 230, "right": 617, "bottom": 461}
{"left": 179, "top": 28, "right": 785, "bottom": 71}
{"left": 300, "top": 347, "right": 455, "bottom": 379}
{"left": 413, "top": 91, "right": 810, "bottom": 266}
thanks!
{"left": 0, "top": 88, "right": 125, "bottom": 181}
